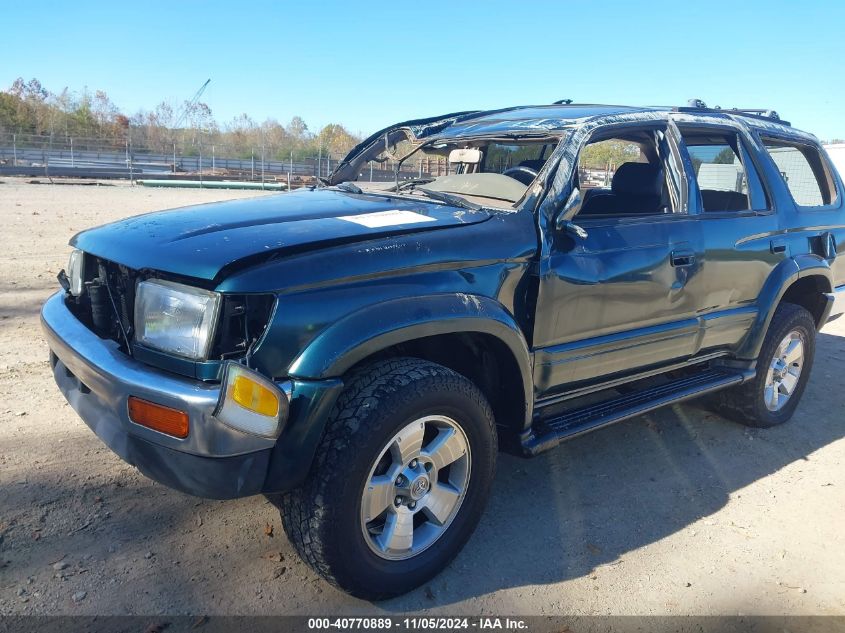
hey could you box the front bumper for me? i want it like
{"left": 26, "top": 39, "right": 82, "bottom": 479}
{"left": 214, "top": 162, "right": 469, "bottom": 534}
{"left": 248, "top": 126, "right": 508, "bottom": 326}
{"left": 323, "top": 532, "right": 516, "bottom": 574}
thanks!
{"left": 41, "top": 291, "right": 341, "bottom": 499}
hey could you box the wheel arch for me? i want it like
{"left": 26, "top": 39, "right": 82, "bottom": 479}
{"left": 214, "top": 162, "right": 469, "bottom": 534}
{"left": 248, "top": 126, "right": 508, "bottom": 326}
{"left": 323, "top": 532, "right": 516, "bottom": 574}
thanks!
{"left": 288, "top": 294, "right": 534, "bottom": 433}
{"left": 739, "top": 255, "right": 833, "bottom": 358}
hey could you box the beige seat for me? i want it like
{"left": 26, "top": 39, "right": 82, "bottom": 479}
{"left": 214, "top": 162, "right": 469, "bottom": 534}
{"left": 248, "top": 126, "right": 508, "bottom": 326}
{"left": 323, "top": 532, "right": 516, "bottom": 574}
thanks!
{"left": 448, "top": 148, "right": 483, "bottom": 174}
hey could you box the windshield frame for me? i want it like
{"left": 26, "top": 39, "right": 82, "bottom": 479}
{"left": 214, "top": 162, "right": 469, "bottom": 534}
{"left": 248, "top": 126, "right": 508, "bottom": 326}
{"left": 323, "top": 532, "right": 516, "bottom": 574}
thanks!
{"left": 341, "top": 131, "right": 567, "bottom": 211}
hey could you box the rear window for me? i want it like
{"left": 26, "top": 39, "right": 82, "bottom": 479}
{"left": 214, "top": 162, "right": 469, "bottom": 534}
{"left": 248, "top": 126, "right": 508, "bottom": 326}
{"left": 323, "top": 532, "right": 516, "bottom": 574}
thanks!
{"left": 762, "top": 138, "right": 838, "bottom": 207}
{"left": 482, "top": 143, "right": 555, "bottom": 174}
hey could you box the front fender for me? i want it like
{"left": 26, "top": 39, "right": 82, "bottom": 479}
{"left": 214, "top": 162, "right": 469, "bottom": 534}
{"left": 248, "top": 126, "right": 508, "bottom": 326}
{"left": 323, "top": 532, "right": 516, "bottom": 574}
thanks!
{"left": 737, "top": 255, "right": 832, "bottom": 358}
{"left": 287, "top": 293, "right": 533, "bottom": 420}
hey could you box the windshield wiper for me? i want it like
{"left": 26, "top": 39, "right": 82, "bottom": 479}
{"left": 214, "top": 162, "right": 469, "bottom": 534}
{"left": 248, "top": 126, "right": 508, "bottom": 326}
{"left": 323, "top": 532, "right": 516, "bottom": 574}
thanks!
{"left": 415, "top": 187, "right": 482, "bottom": 211}
{"left": 395, "top": 178, "right": 435, "bottom": 192}
{"left": 334, "top": 181, "right": 363, "bottom": 194}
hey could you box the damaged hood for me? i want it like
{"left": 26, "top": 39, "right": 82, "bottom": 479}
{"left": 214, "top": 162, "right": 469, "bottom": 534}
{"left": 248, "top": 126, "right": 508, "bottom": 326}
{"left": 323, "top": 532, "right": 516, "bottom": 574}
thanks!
{"left": 71, "top": 188, "right": 492, "bottom": 282}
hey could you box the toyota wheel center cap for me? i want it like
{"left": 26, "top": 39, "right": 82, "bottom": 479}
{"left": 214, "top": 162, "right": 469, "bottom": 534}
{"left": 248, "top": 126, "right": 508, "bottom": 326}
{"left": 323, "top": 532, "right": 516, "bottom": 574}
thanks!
{"left": 409, "top": 476, "right": 430, "bottom": 500}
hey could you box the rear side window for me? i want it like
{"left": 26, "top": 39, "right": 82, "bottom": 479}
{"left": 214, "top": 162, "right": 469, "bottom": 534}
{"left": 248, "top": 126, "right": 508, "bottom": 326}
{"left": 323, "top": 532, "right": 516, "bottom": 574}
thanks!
{"left": 678, "top": 129, "right": 768, "bottom": 212}
{"left": 762, "top": 138, "right": 838, "bottom": 207}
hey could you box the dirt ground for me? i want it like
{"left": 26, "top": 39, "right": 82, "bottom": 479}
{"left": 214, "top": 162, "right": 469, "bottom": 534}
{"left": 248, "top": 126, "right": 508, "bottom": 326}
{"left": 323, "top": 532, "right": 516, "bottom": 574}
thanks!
{"left": 0, "top": 177, "right": 843, "bottom": 617}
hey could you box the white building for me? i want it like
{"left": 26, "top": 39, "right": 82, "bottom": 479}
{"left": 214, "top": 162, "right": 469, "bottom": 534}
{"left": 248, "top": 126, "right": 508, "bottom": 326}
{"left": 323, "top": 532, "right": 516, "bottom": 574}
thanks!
{"left": 824, "top": 143, "right": 845, "bottom": 180}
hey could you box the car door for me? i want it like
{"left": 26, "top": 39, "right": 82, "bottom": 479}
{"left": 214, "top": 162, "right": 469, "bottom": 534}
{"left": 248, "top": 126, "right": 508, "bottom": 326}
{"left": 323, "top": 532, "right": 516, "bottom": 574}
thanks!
{"left": 668, "top": 115, "right": 783, "bottom": 355}
{"left": 532, "top": 120, "right": 703, "bottom": 400}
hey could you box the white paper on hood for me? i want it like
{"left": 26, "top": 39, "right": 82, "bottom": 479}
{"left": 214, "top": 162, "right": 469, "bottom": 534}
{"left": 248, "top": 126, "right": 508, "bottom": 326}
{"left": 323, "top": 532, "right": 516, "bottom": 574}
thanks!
{"left": 338, "top": 210, "right": 437, "bottom": 228}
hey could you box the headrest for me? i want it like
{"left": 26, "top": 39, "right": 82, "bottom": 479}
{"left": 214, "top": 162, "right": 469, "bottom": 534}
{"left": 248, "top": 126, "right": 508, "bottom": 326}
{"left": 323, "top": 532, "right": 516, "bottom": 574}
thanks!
{"left": 611, "top": 162, "right": 663, "bottom": 196}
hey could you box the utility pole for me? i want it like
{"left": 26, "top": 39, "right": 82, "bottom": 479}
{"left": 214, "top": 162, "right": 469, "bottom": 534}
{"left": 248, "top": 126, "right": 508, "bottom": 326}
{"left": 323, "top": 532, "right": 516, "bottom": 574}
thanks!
{"left": 126, "top": 135, "right": 134, "bottom": 184}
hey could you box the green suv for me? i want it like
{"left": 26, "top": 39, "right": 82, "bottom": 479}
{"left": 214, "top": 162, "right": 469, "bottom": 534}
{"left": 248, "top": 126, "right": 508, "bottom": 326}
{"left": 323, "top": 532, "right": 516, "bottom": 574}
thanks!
{"left": 43, "top": 102, "right": 845, "bottom": 599}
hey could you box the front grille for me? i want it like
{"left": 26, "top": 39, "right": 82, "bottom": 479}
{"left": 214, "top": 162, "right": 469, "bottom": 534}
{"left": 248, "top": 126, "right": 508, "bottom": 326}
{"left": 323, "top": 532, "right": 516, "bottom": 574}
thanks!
{"left": 65, "top": 254, "right": 275, "bottom": 364}
{"left": 65, "top": 254, "right": 137, "bottom": 351}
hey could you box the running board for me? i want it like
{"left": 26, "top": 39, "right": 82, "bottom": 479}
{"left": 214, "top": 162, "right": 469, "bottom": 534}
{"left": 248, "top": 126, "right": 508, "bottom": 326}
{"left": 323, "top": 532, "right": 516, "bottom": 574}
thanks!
{"left": 521, "top": 368, "right": 754, "bottom": 456}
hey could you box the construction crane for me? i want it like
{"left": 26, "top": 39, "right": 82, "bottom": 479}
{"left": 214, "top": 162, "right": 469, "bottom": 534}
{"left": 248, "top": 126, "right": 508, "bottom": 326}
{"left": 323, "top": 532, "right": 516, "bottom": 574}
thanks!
{"left": 174, "top": 78, "right": 211, "bottom": 130}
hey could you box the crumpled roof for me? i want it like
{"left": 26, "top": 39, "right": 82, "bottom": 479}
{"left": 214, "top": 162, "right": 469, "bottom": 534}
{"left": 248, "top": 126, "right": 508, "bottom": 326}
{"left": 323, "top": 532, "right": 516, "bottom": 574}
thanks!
{"left": 328, "top": 104, "right": 650, "bottom": 184}
{"left": 429, "top": 105, "right": 652, "bottom": 137}
{"left": 329, "top": 103, "right": 800, "bottom": 184}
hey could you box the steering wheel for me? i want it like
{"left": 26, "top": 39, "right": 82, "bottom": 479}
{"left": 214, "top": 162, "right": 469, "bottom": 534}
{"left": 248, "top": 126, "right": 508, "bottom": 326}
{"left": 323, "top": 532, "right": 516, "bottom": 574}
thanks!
{"left": 502, "top": 166, "right": 538, "bottom": 186}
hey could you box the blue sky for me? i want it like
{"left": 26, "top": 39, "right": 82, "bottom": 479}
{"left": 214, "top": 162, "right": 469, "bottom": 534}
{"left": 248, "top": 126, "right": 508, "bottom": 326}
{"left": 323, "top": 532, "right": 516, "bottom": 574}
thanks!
{"left": 3, "top": 0, "right": 844, "bottom": 139}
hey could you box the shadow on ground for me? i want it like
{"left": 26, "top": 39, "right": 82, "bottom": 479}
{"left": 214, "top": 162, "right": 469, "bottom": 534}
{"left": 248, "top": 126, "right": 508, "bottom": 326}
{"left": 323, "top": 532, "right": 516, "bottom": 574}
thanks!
{"left": 2, "top": 333, "right": 843, "bottom": 614}
{"left": 379, "top": 330, "right": 845, "bottom": 610}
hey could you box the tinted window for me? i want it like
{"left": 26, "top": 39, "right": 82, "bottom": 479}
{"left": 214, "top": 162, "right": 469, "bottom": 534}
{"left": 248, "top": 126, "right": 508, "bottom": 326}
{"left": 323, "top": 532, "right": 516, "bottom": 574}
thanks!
{"left": 762, "top": 138, "right": 836, "bottom": 207}
{"left": 680, "top": 132, "right": 760, "bottom": 212}
{"left": 688, "top": 144, "right": 744, "bottom": 189}
{"left": 483, "top": 143, "right": 552, "bottom": 174}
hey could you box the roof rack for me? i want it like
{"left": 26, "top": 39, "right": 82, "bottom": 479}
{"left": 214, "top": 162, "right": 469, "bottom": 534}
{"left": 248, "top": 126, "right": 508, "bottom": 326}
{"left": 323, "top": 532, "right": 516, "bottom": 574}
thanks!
{"left": 676, "top": 98, "right": 790, "bottom": 126}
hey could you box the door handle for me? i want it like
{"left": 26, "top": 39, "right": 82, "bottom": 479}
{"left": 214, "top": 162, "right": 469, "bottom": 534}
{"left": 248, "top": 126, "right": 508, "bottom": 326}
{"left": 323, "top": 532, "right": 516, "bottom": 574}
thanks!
{"left": 770, "top": 239, "right": 787, "bottom": 254}
{"left": 670, "top": 250, "right": 695, "bottom": 267}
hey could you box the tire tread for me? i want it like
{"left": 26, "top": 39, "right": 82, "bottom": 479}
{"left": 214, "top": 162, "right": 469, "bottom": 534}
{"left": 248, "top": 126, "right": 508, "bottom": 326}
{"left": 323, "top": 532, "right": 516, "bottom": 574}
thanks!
{"left": 277, "top": 357, "right": 495, "bottom": 597}
{"left": 710, "top": 302, "right": 815, "bottom": 427}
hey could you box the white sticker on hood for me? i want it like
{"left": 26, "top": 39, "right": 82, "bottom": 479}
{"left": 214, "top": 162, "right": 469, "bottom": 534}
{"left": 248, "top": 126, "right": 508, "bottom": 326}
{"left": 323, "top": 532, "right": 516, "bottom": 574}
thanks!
{"left": 338, "top": 210, "right": 437, "bottom": 228}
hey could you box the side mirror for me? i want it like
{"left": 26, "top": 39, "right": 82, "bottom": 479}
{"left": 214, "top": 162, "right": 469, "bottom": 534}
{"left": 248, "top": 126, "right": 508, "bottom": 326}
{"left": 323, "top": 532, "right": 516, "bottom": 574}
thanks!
{"left": 555, "top": 187, "right": 588, "bottom": 238}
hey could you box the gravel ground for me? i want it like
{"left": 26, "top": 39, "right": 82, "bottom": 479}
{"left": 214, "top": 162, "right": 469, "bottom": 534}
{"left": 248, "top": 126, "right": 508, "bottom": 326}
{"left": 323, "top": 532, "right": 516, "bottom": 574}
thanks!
{"left": 0, "top": 177, "right": 844, "bottom": 617}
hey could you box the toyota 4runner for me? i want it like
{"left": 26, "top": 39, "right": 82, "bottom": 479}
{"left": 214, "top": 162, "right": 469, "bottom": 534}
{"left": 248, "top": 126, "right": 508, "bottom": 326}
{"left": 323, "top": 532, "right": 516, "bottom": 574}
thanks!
{"left": 42, "top": 101, "right": 845, "bottom": 599}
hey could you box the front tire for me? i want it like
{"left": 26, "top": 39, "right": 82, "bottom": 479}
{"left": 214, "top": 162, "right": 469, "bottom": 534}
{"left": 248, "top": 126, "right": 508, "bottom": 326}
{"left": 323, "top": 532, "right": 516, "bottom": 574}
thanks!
{"left": 277, "top": 358, "right": 497, "bottom": 600}
{"left": 711, "top": 302, "right": 816, "bottom": 427}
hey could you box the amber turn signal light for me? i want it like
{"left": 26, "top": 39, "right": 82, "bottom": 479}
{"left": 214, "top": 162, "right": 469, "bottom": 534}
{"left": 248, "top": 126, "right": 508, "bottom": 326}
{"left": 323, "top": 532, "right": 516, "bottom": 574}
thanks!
{"left": 128, "top": 396, "right": 189, "bottom": 438}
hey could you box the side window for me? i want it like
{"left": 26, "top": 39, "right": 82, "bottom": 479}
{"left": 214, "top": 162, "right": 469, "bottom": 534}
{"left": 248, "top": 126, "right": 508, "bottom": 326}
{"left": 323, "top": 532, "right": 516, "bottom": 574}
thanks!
{"left": 578, "top": 139, "right": 645, "bottom": 188}
{"left": 576, "top": 129, "right": 674, "bottom": 217}
{"left": 761, "top": 137, "right": 838, "bottom": 207}
{"left": 679, "top": 130, "right": 766, "bottom": 212}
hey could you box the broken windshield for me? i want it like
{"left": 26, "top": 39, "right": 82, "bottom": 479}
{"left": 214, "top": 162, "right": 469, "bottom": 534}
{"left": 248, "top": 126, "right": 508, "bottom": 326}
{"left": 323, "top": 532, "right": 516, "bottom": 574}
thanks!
{"left": 336, "top": 132, "right": 562, "bottom": 209}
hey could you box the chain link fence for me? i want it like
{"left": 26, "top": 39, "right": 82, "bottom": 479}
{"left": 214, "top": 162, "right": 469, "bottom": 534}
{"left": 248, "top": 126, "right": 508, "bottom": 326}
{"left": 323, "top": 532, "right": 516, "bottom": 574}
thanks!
{"left": 0, "top": 131, "right": 452, "bottom": 187}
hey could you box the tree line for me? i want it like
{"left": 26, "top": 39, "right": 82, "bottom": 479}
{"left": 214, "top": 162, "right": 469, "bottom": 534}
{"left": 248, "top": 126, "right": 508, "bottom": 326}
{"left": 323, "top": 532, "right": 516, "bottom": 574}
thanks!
{"left": 0, "top": 77, "right": 362, "bottom": 160}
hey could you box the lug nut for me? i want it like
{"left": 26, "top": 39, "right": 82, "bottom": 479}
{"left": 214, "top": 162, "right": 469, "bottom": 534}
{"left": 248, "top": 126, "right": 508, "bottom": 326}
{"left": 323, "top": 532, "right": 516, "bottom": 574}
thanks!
{"left": 408, "top": 501, "right": 416, "bottom": 510}
{"left": 395, "top": 475, "right": 405, "bottom": 486}
{"left": 410, "top": 459, "right": 418, "bottom": 469}
{"left": 394, "top": 496, "right": 402, "bottom": 507}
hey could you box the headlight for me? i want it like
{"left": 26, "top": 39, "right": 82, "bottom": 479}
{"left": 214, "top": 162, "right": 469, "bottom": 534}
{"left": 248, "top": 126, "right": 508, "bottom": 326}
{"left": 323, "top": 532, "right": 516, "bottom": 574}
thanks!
{"left": 214, "top": 362, "right": 288, "bottom": 437}
{"left": 134, "top": 279, "right": 221, "bottom": 360}
{"left": 67, "top": 249, "right": 85, "bottom": 296}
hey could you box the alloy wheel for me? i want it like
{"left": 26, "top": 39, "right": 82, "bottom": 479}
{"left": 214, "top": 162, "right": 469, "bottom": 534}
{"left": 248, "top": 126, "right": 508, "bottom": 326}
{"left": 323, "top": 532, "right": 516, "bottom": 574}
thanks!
{"left": 764, "top": 329, "right": 805, "bottom": 411}
{"left": 360, "top": 415, "right": 471, "bottom": 561}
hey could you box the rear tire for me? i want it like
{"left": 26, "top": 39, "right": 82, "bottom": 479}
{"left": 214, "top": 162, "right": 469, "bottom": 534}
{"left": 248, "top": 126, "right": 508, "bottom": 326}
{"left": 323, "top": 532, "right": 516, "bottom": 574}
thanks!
{"left": 710, "top": 302, "right": 816, "bottom": 427}
{"left": 276, "top": 357, "right": 496, "bottom": 600}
